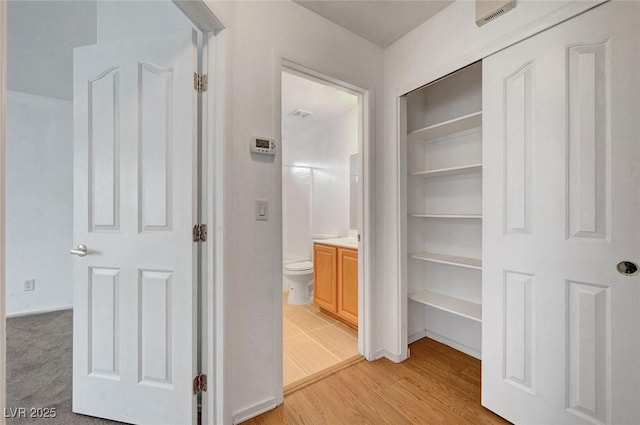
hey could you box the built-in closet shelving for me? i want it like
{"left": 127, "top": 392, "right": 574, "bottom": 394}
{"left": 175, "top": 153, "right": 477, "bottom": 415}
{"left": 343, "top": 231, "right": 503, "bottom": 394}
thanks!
{"left": 403, "top": 61, "right": 483, "bottom": 359}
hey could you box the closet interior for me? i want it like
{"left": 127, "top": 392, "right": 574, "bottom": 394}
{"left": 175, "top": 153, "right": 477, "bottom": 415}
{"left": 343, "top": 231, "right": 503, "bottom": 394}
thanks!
{"left": 403, "top": 61, "right": 483, "bottom": 359}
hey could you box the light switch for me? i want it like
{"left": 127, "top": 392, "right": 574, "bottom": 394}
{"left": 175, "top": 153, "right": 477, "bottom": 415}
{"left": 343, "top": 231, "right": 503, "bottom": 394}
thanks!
{"left": 256, "top": 199, "right": 268, "bottom": 221}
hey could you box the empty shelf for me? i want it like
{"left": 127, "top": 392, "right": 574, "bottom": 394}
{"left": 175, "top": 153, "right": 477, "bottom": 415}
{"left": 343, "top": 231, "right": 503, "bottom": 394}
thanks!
{"left": 408, "top": 111, "right": 482, "bottom": 142}
{"left": 411, "top": 163, "right": 482, "bottom": 178}
{"left": 408, "top": 290, "right": 482, "bottom": 322}
{"left": 409, "top": 252, "right": 481, "bottom": 270}
{"left": 409, "top": 213, "right": 482, "bottom": 219}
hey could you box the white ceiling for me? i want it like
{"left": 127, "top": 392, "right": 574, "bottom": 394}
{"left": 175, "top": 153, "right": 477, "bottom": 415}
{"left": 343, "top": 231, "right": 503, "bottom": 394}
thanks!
{"left": 294, "top": 0, "right": 453, "bottom": 48}
{"left": 282, "top": 71, "right": 358, "bottom": 139}
{"left": 8, "top": 0, "right": 97, "bottom": 100}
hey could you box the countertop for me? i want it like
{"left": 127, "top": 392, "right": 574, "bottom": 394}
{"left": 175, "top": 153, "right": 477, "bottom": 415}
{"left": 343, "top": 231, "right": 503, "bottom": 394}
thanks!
{"left": 314, "top": 237, "right": 358, "bottom": 249}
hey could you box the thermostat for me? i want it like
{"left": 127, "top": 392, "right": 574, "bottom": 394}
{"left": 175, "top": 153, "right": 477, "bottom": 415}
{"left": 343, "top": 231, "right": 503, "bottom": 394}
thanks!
{"left": 250, "top": 137, "right": 276, "bottom": 155}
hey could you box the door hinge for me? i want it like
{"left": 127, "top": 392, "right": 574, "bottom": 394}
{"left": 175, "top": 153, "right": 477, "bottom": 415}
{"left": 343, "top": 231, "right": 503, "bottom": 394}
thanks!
{"left": 193, "top": 373, "right": 207, "bottom": 394}
{"left": 193, "top": 224, "right": 207, "bottom": 242}
{"left": 194, "top": 73, "right": 208, "bottom": 92}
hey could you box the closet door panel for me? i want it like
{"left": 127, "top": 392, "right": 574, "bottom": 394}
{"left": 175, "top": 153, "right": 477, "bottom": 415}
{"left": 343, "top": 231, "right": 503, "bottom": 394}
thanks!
{"left": 482, "top": 2, "right": 640, "bottom": 425}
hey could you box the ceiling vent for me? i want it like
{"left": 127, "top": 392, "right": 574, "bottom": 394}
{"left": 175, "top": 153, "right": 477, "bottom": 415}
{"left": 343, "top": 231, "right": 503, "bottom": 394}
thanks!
{"left": 289, "top": 109, "right": 313, "bottom": 118}
{"left": 476, "top": 0, "right": 515, "bottom": 27}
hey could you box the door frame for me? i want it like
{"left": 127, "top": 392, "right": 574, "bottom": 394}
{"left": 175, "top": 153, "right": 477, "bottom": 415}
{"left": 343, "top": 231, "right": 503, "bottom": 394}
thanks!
{"left": 278, "top": 60, "right": 375, "bottom": 375}
{"left": 0, "top": 2, "right": 226, "bottom": 424}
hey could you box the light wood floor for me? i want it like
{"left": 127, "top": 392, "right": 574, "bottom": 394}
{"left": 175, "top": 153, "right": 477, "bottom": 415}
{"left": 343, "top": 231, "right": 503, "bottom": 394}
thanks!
{"left": 245, "top": 337, "right": 510, "bottom": 425}
{"left": 283, "top": 292, "right": 359, "bottom": 387}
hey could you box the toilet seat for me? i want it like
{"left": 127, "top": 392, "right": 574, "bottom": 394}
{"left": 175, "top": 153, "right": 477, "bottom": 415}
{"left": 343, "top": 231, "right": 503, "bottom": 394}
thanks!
{"left": 284, "top": 260, "right": 313, "bottom": 272}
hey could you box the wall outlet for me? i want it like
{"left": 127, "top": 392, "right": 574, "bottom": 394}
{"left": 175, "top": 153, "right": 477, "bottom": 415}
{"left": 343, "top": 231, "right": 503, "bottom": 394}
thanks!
{"left": 24, "top": 279, "right": 35, "bottom": 292}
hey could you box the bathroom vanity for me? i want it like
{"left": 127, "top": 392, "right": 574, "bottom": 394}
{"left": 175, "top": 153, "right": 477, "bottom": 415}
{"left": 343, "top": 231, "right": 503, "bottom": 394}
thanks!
{"left": 313, "top": 238, "right": 358, "bottom": 329}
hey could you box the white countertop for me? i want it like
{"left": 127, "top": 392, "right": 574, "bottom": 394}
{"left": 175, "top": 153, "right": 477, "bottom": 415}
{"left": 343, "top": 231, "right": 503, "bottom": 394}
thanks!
{"left": 315, "top": 237, "right": 358, "bottom": 249}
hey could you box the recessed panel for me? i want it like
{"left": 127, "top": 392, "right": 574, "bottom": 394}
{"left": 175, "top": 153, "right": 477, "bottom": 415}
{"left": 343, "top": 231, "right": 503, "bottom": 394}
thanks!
{"left": 503, "top": 63, "right": 533, "bottom": 235}
{"left": 503, "top": 271, "right": 534, "bottom": 392}
{"left": 567, "top": 42, "right": 609, "bottom": 240}
{"left": 88, "top": 267, "right": 120, "bottom": 378}
{"left": 138, "top": 270, "right": 173, "bottom": 387}
{"left": 138, "top": 63, "right": 173, "bottom": 232}
{"left": 89, "top": 66, "right": 120, "bottom": 231}
{"left": 567, "top": 280, "right": 609, "bottom": 423}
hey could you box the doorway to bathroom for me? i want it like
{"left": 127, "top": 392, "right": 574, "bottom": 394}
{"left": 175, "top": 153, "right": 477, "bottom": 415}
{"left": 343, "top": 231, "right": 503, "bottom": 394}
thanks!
{"left": 280, "top": 66, "right": 366, "bottom": 392}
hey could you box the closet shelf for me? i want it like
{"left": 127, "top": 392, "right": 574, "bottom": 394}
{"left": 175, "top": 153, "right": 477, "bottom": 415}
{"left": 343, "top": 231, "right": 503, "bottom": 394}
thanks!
{"left": 408, "top": 290, "right": 482, "bottom": 322}
{"left": 408, "top": 111, "right": 482, "bottom": 142}
{"left": 410, "top": 163, "right": 482, "bottom": 178}
{"left": 409, "top": 252, "right": 482, "bottom": 270}
{"left": 409, "top": 213, "right": 482, "bottom": 220}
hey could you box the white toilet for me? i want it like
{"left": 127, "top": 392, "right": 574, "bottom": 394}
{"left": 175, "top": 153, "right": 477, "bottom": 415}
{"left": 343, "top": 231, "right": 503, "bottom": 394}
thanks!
{"left": 283, "top": 260, "right": 314, "bottom": 305}
{"left": 284, "top": 234, "right": 338, "bottom": 305}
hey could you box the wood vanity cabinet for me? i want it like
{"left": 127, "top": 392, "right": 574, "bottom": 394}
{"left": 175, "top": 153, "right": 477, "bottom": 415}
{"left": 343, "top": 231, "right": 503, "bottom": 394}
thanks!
{"left": 313, "top": 243, "right": 358, "bottom": 329}
{"left": 313, "top": 243, "right": 337, "bottom": 312}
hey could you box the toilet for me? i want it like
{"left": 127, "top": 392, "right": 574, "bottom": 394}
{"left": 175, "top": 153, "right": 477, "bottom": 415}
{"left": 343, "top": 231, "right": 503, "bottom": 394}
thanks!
{"left": 283, "top": 260, "right": 314, "bottom": 305}
{"left": 284, "top": 234, "right": 338, "bottom": 305}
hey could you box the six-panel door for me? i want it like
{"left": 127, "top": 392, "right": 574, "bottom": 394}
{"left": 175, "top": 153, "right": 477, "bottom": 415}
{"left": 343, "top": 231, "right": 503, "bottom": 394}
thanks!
{"left": 72, "top": 30, "right": 198, "bottom": 425}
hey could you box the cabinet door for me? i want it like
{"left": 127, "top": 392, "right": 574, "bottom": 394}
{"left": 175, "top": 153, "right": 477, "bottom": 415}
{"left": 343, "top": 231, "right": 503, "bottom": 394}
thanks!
{"left": 337, "top": 248, "right": 358, "bottom": 327}
{"left": 313, "top": 244, "right": 337, "bottom": 312}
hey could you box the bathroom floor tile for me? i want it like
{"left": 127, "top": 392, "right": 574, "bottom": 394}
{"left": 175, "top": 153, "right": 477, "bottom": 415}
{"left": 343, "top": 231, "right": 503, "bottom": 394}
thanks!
{"left": 284, "top": 334, "right": 342, "bottom": 375}
{"left": 334, "top": 321, "right": 358, "bottom": 339}
{"left": 287, "top": 308, "right": 334, "bottom": 331}
{"left": 283, "top": 352, "right": 307, "bottom": 387}
{"left": 307, "top": 324, "right": 359, "bottom": 361}
{"left": 283, "top": 318, "right": 303, "bottom": 339}
{"left": 283, "top": 291, "right": 361, "bottom": 389}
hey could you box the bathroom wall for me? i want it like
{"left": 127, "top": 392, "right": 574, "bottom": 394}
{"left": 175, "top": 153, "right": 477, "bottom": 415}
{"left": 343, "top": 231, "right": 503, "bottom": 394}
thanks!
{"left": 282, "top": 105, "right": 358, "bottom": 291}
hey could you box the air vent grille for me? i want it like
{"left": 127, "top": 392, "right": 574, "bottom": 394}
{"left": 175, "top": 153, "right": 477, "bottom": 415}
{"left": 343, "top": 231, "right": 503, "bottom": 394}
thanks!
{"left": 484, "top": 8, "right": 505, "bottom": 23}
{"left": 475, "top": 0, "right": 515, "bottom": 27}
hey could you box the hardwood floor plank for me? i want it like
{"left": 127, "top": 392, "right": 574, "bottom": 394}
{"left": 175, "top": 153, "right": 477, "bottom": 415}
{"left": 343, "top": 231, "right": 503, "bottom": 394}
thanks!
{"left": 243, "top": 337, "right": 510, "bottom": 425}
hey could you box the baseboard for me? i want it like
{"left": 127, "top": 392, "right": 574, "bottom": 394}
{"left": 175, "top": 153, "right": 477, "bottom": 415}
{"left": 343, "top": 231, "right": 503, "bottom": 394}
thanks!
{"left": 423, "top": 330, "right": 481, "bottom": 360}
{"left": 373, "top": 348, "right": 407, "bottom": 363}
{"left": 408, "top": 330, "right": 427, "bottom": 344}
{"left": 232, "top": 397, "right": 279, "bottom": 425}
{"left": 6, "top": 304, "right": 72, "bottom": 318}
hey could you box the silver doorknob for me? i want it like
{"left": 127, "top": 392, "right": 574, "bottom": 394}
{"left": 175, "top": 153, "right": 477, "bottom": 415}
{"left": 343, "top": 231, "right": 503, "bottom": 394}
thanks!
{"left": 70, "top": 245, "right": 88, "bottom": 257}
{"left": 616, "top": 261, "right": 638, "bottom": 276}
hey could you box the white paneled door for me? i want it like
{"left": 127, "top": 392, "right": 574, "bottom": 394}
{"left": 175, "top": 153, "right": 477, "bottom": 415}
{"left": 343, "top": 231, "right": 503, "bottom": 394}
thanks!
{"left": 71, "top": 30, "right": 198, "bottom": 425}
{"left": 483, "top": 2, "right": 640, "bottom": 424}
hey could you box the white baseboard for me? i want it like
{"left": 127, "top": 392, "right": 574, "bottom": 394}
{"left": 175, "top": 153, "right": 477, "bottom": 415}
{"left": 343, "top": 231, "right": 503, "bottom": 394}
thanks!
{"left": 373, "top": 348, "right": 407, "bottom": 364}
{"left": 232, "top": 397, "right": 279, "bottom": 424}
{"left": 6, "top": 304, "right": 72, "bottom": 318}
{"left": 423, "top": 330, "right": 481, "bottom": 360}
{"left": 408, "top": 330, "right": 427, "bottom": 345}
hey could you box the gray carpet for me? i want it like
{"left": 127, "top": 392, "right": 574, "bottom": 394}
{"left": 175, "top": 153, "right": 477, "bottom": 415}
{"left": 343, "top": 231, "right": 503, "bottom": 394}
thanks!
{"left": 7, "top": 310, "right": 123, "bottom": 424}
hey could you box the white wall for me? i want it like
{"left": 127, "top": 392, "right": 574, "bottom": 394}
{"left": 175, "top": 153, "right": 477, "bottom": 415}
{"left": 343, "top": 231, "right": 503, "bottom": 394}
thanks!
{"left": 7, "top": 0, "right": 97, "bottom": 100}
{"left": 96, "top": 0, "right": 193, "bottom": 43}
{"left": 202, "top": 1, "right": 384, "bottom": 422}
{"left": 380, "top": 0, "right": 604, "bottom": 360}
{"left": 6, "top": 91, "right": 73, "bottom": 316}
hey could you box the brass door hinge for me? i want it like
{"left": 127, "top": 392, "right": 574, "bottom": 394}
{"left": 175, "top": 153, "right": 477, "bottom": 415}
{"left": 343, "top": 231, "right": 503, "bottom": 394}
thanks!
{"left": 193, "top": 224, "right": 207, "bottom": 242}
{"left": 193, "top": 373, "right": 207, "bottom": 394}
{"left": 194, "top": 73, "right": 208, "bottom": 92}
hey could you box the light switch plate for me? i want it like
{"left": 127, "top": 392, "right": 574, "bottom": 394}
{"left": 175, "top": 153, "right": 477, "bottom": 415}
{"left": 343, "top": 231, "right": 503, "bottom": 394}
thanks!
{"left": 255, "top": 199, "right": 268, "bottom": 221}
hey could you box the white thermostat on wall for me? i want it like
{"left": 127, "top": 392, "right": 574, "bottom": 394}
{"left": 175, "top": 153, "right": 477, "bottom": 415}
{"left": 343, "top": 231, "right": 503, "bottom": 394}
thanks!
{"left": 250, "top": 137, "right": 277, "bottom": 155}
